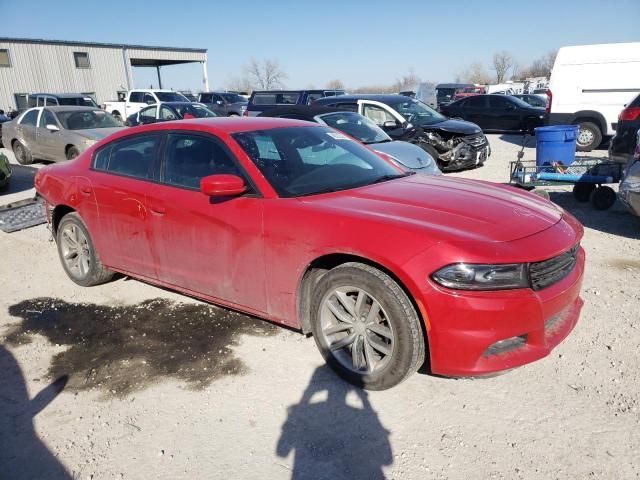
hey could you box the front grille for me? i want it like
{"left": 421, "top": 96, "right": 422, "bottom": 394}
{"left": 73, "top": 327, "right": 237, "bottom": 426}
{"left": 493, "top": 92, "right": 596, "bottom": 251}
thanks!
{"left": 462, "top": 134, "right": 486, "bottom": 147}
{"left": 529, "top": 244, "right": 579, "bottom": 291}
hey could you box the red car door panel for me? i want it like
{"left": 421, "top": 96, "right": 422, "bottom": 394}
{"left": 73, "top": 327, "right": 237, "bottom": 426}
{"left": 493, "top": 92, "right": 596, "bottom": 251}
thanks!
{"left": 146, "top": 132, "right": 267, "bottom": 312}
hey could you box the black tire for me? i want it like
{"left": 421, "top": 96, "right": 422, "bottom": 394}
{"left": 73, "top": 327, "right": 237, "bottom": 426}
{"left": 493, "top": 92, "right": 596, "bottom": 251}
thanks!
{"left": 575, "top": 121, "right": 602, "bottom": 152}
{"left": 573, "top": 182, "right": 595, "bottom": 202}
{"left": 66, "top": 146, "right": 80, "bottom": 160}
{"left": 590, "top": 186, "right": 616, "bottom": 210}
{"left": 13, "top": 140, "right": 33, "bottom": 165}
{"left": 56, "top": 212, "right": 114, "bottom": 287}
{"left": 310, "top": 262, "right": 425, "bottom": 390}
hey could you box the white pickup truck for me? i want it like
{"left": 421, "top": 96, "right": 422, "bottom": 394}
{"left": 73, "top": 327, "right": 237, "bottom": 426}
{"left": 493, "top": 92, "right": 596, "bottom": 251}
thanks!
{"left": 102, "top": 89, "right": 190, "bottom": 120}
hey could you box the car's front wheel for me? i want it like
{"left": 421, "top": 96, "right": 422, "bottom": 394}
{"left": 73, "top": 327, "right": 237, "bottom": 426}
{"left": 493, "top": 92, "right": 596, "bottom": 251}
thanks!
{"left": 56, "top": 212, "right": 114, "bottom": 287}
{"left": 66, "top": 146, "right": 80, "bottom": 160}
{"left": 575, "top": 121, "right": 602, "bottom": 152}
{"left": 310, "top": 262, "right": 425, "bottom": 390}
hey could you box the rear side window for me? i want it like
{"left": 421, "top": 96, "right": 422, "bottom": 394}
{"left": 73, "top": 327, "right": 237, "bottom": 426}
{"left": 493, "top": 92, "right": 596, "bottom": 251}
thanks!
{"left": 463, "top": 96, "right": 486, "bottom": 107}
{"left": 252, "top": 93, "right": 300, "bottom": 105}
{"left": 129, "top": 92, "right": 144, "bottom": 103}
{"left": 489, "top": 96, "right": 513, "bottom": 109}
{"left": 162, "top": 134, "right": 242, "bottom": 189}
{"left": 20, "top": 109, "right": 39, "bottom": 126}
{"left": 200, "top": 93, "right": 213, "bottom": 103}
{"left": 39, "top": 110, "right": 57, "bottom": 128}
{"left": 45, "top": 97, "right": 59, "bottom": 106}
{"left": 252, "top": 93, "right": 277, "bottom": 105}
{"left": 93, "top": 135, "right": 159, "bottom": 180}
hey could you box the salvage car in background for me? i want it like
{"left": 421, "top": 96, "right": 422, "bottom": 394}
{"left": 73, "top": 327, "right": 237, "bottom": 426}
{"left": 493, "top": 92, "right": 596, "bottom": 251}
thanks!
{"left": 1, "top": 107, "right": 124, "bottom": 164}
{"left": 441, "top": 94, "right": 545, "bottom": 133}
{"left": 0, "top": 151, "right": 11, "bottom": 191}
{"left": 198, "top": 92, "right": 248, "bottom": 116}
{"left": 609, "top": 93, "right": 640, "bottom": 164}
{"left": 314, "top": 94, "right": 489, "bottom": 171}
{"left": 126, "top": 102, "right": 217, "bottom": 126}
{"left": 259, "top": 105, "right": 441, "bottom": 176}
{"left": 35, "top": 117, "right": 585, "bottom": 390}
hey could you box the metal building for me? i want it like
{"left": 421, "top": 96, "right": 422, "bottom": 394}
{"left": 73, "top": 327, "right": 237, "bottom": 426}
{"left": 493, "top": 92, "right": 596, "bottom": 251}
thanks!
{"left": 0, "top": 37, "right": 208, "bottom": 111}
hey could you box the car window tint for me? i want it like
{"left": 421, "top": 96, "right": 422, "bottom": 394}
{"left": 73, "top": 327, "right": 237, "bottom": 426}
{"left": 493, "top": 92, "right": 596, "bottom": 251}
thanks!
{"left": 45, "top": 97, "right": 59, "bottom": 106}
{"left": 139, "top": 106, "right": 156, "bottom": 120}
{"left": 39, "top": 110, "right": 57, "bottom": 128}
{"left": 129, "top": 92, "right": 144, "bottom": 103}
{"left": 20, "top": 109, "right": 39, "bottom": 126}
{"left": 253, "top": 94, "right": 276, "bottom": 105}
{"left": 464, "top": 96, "right": 486, "bottom": 107}
{"left": 489, "top": 96, "right": 513, "bottom": 109}
{"left": 199, "top": 93, "right": 212, "bottom": 103}
{"left": 279, "top": 93, "right": 299, "bottom": 105}
{"left": 306, "top": 93, "right": 323, "bottom": 104}
{"left": 362, "top": 104, "right": 396, "bottom": 126}
{"left": 98, "top": 136, "right": 159, "bottom": 180}
{"left": 163, "top": 134, "right": 242, "bottom": 189}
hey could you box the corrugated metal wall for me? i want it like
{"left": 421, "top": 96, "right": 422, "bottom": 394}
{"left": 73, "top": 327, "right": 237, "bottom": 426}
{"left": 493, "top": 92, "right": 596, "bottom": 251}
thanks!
{"left": 0, "top": 41, "right": 207, "bottom": 110}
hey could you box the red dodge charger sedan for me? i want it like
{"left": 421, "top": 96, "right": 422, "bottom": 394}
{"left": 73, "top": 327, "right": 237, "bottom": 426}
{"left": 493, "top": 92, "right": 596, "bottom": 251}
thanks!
{"left": 35, "top": 117, "right": 585, "bottom": 390}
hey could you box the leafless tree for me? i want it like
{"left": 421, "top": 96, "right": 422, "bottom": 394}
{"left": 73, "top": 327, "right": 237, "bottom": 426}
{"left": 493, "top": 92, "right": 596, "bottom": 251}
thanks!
{"left": 393, "top": 69, "right": 420, "bottom": 91}
{"left": 520, "top": 50, "right": 557, "bottom": 79}
{"left": 244, "top": 58, "right": 287, "bottom": 90}
{"left": 459, "top": 62, "right": 492, "bottom": 85}
{"left": 492, "top": 51, "right": 515, "bottom": 83}
{"left": 225, "top": 75, "right": 254, "bottom": 94}
{"left": 326, "top": 79, "right": 345, "bottom": 90}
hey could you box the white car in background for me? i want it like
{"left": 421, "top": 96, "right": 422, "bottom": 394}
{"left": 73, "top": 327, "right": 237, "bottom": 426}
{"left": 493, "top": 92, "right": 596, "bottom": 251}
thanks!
{"left": 102, "top": 89, "right": 190, "bottom": 121}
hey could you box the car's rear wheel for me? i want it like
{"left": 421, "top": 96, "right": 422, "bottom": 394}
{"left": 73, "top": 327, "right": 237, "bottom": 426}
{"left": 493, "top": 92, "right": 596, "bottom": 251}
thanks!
{"left": 310, "top": 262, "right": 425, "bottom": 390}
{"left": 56, "top": 212, "right": 114, "bottom": 287}
{"left": 590, "top": 185, "right": 616, "bottom": 210}
{"left": 575, "top": 121, "right": 602, "bottom": 152}
{"left": 13, "top": 140, "right": 33, "bottom": 165}
{"left": 66, "top": 146, "right": 80, "bottom": 160}
{"left": 573, "top": 182, "right": 595, "bottom": 202}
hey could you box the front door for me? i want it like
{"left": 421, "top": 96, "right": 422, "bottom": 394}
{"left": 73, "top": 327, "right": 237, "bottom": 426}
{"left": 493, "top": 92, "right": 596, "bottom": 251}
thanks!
{"left": 88, "top": 133, "right": 162, "bottom": 279}
{"left": 146, "top": 132, "right": 267, "bottom": 313}
{"left": 358, "top": 101, "right": 406, "bottom": 139}
{"left": 36, "top": 108, "right": 61, "bottom": 161}
{"left": 488, "top": 96, "right": 521, "bottom": 131}
{"left": 16, "top": 109, "right": 40, "bottom": 156}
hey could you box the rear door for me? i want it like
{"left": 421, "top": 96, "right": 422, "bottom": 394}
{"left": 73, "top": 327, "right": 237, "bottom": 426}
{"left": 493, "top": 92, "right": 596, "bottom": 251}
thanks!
{"left": 89, "top": 133, "right": 162, "bottom": 279}
{"left": 16, "top": 109, "right": 40, "bottom": 155}
{"left": 146, "top": 131, "right": 266, "bottom": 312}
{"left": 488, "top": 96, "right": 521, "bottom": 130}
{"left": 459, "top": 95, "right": 489, "bottom": 127}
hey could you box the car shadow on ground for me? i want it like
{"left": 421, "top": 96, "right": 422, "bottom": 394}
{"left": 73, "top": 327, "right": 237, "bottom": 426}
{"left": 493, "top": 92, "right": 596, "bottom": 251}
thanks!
{"left": 277, "top": 365, "right": 392, "bottom": 480}
{"left": 4, "top": 297, "right": 280, "bottom": 397}
{"left": 549, "top": 191, "right": 640, "bottom": 239}
{"left": 0, "top": 345, "right": 71, "bottom": 480}
{"left": 1, "top": 164, "right": 38, "bottom": 196}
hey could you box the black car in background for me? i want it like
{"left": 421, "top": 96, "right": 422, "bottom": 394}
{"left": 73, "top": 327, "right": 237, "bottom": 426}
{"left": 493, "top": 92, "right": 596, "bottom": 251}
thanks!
{"left": 435, "top": 83, "right": 474, "bottom": 109}
{"left": 198, "top": 92, "right": 248, "bottom": 116}
{"left": 313, "top": 94, "right": 490, "bottom": 171}
{"left": 0, "top": 109, "right": 10, "bottom": 147}
{"left": 245, "top": 89, "right": 346, "bottom": 116}
{"left": 609, "top": 93, "right": 640, "bottom": 164}
{"left": 126, "top": 102, "right": 216, "bottom": 126}
{"left": 440, "top": 94, "right": 545, "bottom": 133}
{"left": 513, "top": 94, "right": 548, "bottom": 108}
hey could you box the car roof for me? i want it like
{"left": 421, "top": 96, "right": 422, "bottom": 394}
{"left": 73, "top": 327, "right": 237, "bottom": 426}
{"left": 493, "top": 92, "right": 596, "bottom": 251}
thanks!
{"left": 155, "top": 101, "right": 199, "bottom": 106}
{"left": 251, "top": 89, "right": 343, "bottom": 94}
{"left": 43, "top": 106, "right": 101, "bottom": 112}
{"left": 313, "top": 94, "right": 413, "bottom": 104}
{"left": 31, "top": 93, "right": 90, "bottom": 98}
{"left": 258, "top": 105, "right": 351, "bottom": 120}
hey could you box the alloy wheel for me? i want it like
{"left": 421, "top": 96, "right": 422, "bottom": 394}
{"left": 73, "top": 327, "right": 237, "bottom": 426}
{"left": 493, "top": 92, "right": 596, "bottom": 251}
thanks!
{"left": 319, "top": 286, "right": 395, "bottom": 374}
{"left": 577, "top": 127, "right": 594, "bottom": 146}
{"left": 60, "top": 223, "right": 91, "bottom": 279}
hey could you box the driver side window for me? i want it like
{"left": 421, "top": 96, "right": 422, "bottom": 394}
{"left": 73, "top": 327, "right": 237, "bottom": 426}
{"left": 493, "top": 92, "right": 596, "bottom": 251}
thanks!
{"left": 362, "top": 104, "right": 397, "bottom": 127}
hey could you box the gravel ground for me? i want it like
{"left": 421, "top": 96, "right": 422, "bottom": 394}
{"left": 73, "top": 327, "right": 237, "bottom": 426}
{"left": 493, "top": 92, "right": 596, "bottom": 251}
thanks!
{"left": 1, "top": 134, "right": 639, "bottom": 480}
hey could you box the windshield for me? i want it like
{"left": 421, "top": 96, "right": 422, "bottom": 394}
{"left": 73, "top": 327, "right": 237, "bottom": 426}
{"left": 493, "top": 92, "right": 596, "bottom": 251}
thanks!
{"left": 174, "top": 103, "right": 217, "bottom": 118}
{"left": 58, "top": 97, "right": 99, "bottom": 108}
{"left": 232, "top": 126, "right": 406, "bottom": 197}
{"left": 155, "top": 92, "right": 190, "bottom": 102}
{"left": 220, "top": 93, "right": 246, "bottom": 104}
{"left": 390, "top": 98, "right": 445, "bottom": 126}
{"left": 318, "top": 112, "right": 391, "bottom": 144}
{"left": 57, "top": 110, "right": 123, "bottom": 130}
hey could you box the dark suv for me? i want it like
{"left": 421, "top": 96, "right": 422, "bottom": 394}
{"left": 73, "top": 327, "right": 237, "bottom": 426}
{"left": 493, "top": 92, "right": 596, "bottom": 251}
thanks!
{"left": 28, "top": 93, "right": 99, "bottom": 108}
{"left": 198, "top": 92, "right": 248, "bottom": 116}
{"left": 609, "top": 93, "right": 640, "bottom": 164}
{"left": 245, "top": 89, "right": 346, "bottom": 116}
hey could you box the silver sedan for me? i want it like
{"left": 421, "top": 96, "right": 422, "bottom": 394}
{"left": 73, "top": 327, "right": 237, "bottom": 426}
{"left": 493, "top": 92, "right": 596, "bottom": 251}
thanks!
{"left": 1, "top": 106, "right": 124, "bottom": 164}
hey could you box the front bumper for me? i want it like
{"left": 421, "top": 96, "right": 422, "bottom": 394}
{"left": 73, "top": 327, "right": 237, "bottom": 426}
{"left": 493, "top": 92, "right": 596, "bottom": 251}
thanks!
{"left": 440, "top": 140, "right": 491, "bottom": 171}
{"left": 425, "top": 248, "right": 584, "bottom": 376}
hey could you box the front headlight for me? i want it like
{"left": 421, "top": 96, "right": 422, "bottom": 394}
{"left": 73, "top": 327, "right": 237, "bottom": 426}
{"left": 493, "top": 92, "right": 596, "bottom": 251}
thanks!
{"left": 431, "top": 263, "right": 528, "bottom": 290}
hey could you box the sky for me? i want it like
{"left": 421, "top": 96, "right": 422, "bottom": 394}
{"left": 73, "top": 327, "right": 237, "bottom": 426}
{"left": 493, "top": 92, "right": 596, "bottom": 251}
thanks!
{"left": 1, "top": 0, "right": 639, "bottom": 92}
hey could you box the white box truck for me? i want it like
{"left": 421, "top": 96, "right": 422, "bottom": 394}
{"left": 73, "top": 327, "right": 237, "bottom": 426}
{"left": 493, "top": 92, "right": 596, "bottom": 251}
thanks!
{"left": 546, "top": 42, "right": 640, "bottom": 151}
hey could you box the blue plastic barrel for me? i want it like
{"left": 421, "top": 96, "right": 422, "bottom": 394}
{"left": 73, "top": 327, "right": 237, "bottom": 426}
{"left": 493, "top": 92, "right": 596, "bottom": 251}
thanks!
{"left": 534, "top": 125, "right": 579, "bottom": 167}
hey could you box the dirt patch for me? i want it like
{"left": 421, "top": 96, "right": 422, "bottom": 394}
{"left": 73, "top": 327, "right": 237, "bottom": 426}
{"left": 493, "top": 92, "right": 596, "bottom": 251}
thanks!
{"left": 610, "top": 258, "right": 640, "bottom": 271}
{"left": 5, "top": 298, "right": 279, "bottom": 397}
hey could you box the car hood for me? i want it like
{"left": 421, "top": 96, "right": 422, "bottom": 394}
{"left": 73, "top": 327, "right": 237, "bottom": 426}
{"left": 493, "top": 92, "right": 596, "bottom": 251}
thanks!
{"left": 372, "top": 141, "right": 441, "bottom": 174}
{"left": 420, "top": 118, "right": 482, "bottom": 135}
{"left": 300, "top": 174, "right": 563, "bottom": 243}
{"left": 74, "top": 127, "right": 125, "bottom": 142}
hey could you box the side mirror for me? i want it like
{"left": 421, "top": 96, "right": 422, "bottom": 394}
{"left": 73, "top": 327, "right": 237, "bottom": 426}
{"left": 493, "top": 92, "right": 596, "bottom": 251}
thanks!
{"left": 216, "top": 100, "right": 223, "bottom": 105}
{"left": 46, "top": 124, "right": 60, "bottom": 132}
{"left": 200, "top": 174, "right": 246, "bottom": 197}
{"left": 382, "top": 120, "right": 398, "bottom": 128}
